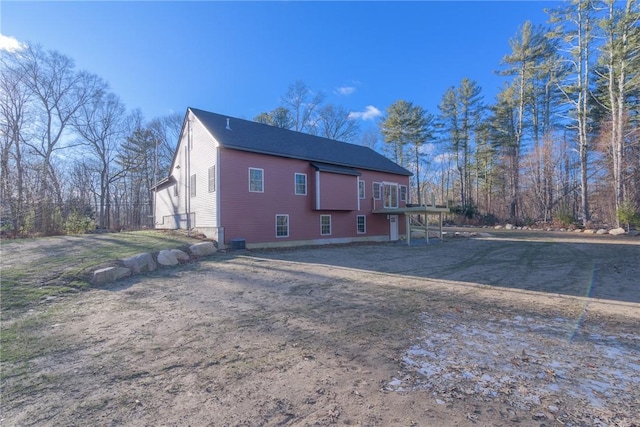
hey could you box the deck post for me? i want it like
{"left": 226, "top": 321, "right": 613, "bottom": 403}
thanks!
{"left": 405, "top": 215, "right": 411, "bottom": 246}
{"left": 425, "top": 210, "right": 429, "bottom": 243}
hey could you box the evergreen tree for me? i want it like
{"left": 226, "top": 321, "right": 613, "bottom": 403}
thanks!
{"left": 380, "top": 100, "right": 433, "bottom": 204}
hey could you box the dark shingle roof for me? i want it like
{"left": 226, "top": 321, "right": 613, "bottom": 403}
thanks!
{"left": 190, "top": 108, "right": 412, "bottom": 176}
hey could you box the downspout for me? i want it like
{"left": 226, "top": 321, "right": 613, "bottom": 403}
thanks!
{"left": 186, "top": 116, "right": 192, "bottom": 236}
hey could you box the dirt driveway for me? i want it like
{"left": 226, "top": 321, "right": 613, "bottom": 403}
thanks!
{"left": 2, "top": 230, "right": 639, "bottom": 426}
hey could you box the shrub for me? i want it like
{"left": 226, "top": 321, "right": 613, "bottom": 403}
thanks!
{"left": 64, "top": 210, "right": 95, "bottom": 234}
{"left": 553, "top": 208, "right": 575, "bottom": 228}
{"left": 451, "top": 204, "right": 478, "bottom": 220}
{"left": 617, "top": 200, "right": 640, "bottom": 231}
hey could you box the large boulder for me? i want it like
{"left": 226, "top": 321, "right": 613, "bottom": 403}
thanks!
{"left": 122, "top": 252, "right": 157, "bottom": 273}
{"left": 157, "top": 249, "right": 190, "bottom": 266}
{"left": 157, "top": 249, "right": 179, "bottom": 266}
{"left": 189, "top": 241, "right": 216, "bottom": 257}
{"left": 92, "top": 266, "right": 131, "bottom": 285}
{"left": 596, "top": 229, "right": 608, "bottom": 234}
{"left": 609, "top": 227, "right": 626, "bottom": 236}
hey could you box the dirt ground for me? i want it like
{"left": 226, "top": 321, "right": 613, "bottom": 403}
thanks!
{"left": 2, "top": 229, "right": 639, "bottom": 426}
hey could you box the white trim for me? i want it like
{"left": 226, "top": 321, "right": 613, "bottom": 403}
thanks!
{"left": 249, "top": 167, "right": 264, "bottom": 193}
{"left": 383, "top": 182, "right": 399, "bottom": 209}
{"left": 275, "top": 214, "right": 289, "bottom": 238}
{"left": 356, "top": 215, "right": 366, "bottom": 234}
{"left": 294, "top": 173, "right": 307, "bottom": 195}
{"left": 315, "top": 170, "right": 321, "bottom": 209}
{"left": 320, "top": 214, "right": 331, "bottom": 236}
{"left": 215, "top": 147, "right": 221, "bottom": 228}
{"left": 372, "top": 182, "right": 381, "bottom": 200}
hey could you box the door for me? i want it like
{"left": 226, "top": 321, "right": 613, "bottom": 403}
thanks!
{"left": 389, "top": 215, "right": 399, "bottom": 240}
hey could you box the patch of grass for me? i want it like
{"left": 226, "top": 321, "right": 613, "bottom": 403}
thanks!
{"left": 0, "top": 310, "right": 57, "bottom": 369}
{"left": 0, "top": 230, "right": 202, "bottom": 315}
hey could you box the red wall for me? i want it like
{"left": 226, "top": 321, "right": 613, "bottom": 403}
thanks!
{"left": 219, "top": 148, "right": 409, "bottom": 245}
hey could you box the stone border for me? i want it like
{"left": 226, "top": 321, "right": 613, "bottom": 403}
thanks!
{"left": 91, "top": 241, "right": 217, "bottom": 286}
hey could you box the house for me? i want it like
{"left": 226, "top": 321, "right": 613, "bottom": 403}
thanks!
{"left": 154, "top": 107, "right": 418, "bottom": 249}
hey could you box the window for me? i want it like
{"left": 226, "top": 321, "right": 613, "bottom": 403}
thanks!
{"left": 295, "top": 173, "right": 307, "bottom": 195}
{"left": 320, "top": 215, "right": 331, "bottom": 235}
{"left": 357, "top": 215, "right": 366, "bottom": 234}
{"left": 400, "top": 185, "right": 407, "bottom": 202}
{"left": 358, "top": 179, "right": 365, "bottom": 199}
{"left": 173, "top": 184, "right": 178, "bottom": 197}
{"left": 190, "top": 174, "right": 196, "bottom": 198}
{"left": 372, "top": 182, "right": 381, "bottom": 200}
{"left": 208, "top": 165, "right": 216, "bottom": 193}
{"left": 249, "top": 168, "right": 264, "bottom": 193}
{"left": 276, "top": 214, "right": 289, "bottom": 237}
{"left": 383, "top": 183, "right": 398, "bottom": 208}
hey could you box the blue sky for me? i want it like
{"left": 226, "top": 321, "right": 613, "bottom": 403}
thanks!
{"left": 2, "top": 1, "right": 560, "bottom": 128}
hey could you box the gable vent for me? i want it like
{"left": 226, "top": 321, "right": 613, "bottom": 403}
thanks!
{"left": 226, "top": 118, "right": 232, "bottom": 130}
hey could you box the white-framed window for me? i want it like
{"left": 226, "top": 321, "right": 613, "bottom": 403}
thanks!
{"left": 383, "top": 183, "right": 399, "bottom": 208}
{"left": 358, "top": 179, "right": 365, "bottom": 199}
{"left": 357, "top": 215, "right": 366, "bottom": 234}
{"left": 295, "top": 173, "right": 307, "bottom": 195}
{"left": 249, "top": 168, "right": 264, "bottom": 193}
{"left": 190, "top": 174, "right": 196, "bottom": 198}
{"left": 276, "top": 214, "right": 289, "bottom": 237}
{"left": 208, "top": 165, "right": 216, "bottom": 193}
{"left": 320, "top": 215, "right": 331, "bottom": 236}
{"left": 400, "top": 185, "right": 407, "bottom": 202}
{"left": 372, "top": 182, "right": 381, "bottom": 200}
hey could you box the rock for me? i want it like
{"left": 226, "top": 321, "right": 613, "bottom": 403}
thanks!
{"left": 583, "top": 229, "right": 595, "bottom": 234}
{"left": 189, "top": 241, "right": 216, "bottom": 257}
{"left": 532, "top": 412, "right": 547, "bottom": 420}
{"left": 92, "top": 266, "right": 131, "bottom": 285}
{"left": 628, "top": 230, "right": 639, "bottom": 236}
{"left": 157, "top": 249, "right": 189, "bottom": 266}
{"left": 171, "top": 249, "right": 190, "bottom": 261}
{"left": 157, "top": 249, "right": 179, "bottom": 266}
{"left": 596, "top": 228, "right": 608, "bottom": 234}
{"left": 122, "top": 252, "right": 157, "bottom": 274}
{"left": 573, "top": 228, "right": 583, "bottom": 233}
{"left": 494, "top": 225, "right": 504, "bottom": 230}
{"left": 505, "top": 224, "right": 514, "bottom": 230}
{"left": 609, "top": 227, "right": 626, "bottom": 236}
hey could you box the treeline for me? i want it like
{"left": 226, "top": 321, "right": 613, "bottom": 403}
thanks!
{"left": 1, "top": 44, "right": 181, "bottom": 236}
{"left": 255, "top": 1, "right": 640, "bottom": 229}
{"left": 1, "top": 0, "right": 639, "bottom": 238}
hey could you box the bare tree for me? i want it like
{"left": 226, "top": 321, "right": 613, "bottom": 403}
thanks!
{"left": 281, "top": 80, "right": 325, "bottom": 133}
{"left": 316, "top": 104, "right": 360, "bottom": 142}
{"left": 148, "top": 112, "right": 182, "bottom": 177}
{"left": 0, "top": 50, "right": 31, "bottom": 235}
{"left": 253, "top": 107, "right": 294, "bottom": 129}
{"left": 6, "top": 44, "right": 103, "bottom": 233}
{"left": 72, "top": 90, "right": 126, "bottom": 229}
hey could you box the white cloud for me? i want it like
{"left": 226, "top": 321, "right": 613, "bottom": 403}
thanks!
{"left": 0, "top": 34, "right": 26, "bottom": 53}
{"left": 433, "top": 152, "right": 454, "bottom": 164}
{"left": 349, "top": 105, "right": 383, "bottom": 121}
{"left": 335, "top": 86, "right": 356, "bottom": 96}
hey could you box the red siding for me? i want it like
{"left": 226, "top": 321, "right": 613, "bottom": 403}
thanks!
{"left": 219, "top": 148, "right": 410, "bottom": 245}
{"left": 316, "top": 172, "right": 358, "bottom": 211}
